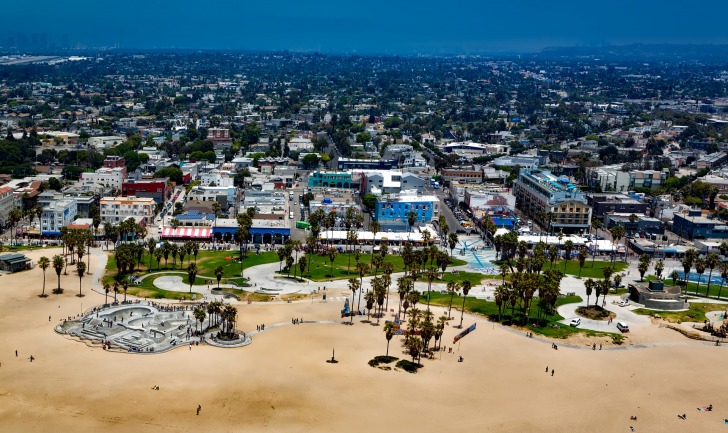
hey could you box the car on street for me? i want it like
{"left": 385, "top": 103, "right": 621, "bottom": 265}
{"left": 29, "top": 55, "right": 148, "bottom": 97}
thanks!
{"left": 616, "top": 322, "right": 630, "bottom": 332}
{"left": 619, "top": 300, "right": 629, "bottom": 307}
{"left": 569, "top": 317, "right": 581, "bottom": 327}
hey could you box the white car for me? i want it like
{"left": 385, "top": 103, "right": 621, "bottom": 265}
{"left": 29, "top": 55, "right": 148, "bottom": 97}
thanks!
{"left": 619, "top": 300, "right": 630, "bottom": 307}
{"left": 569, "top": 317, "right": 581, "bottom": 327}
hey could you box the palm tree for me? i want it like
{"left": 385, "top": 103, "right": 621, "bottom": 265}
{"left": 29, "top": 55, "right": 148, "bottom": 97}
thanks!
{"left": 448, "top": 232, "right": 458, "bottom": 256}
{"left": 327, "top": 247, "right": 338, "bottom": 278}
{"left": 384, "top": 321, "right": 395, "bottom": 356}
{"left": 52, "top": 255, "right": 64, "bottom": 294}
{"left": 187, "top": 263, "right": 198, "bottom": 294}
{"left": 364, "top": 289, "right": 375, "bottom": 321}
{"left": 347, "top": 278, "right": 360, "bottom": 324}
{"left": 705, "top": 253, "right": 720, "bottom": 297}
{"left": 609, "top": 225, "right": 625, "bottom": 263}
{"left": 38, "top": 256, "right": 50, "bottom": 297}
{"left": 113, "top": 282, "right": 119, "bottom": 303}
{"left": 369, "top": 221, "right": 380, "bottom": 255}
{"left": 694, "top": 257, "right": 706, "bottom": 296}
{"left": 103, "top": 283, "right": 110, "bottom": 305}
{"left": 458, "top": 281, "right": 471, "bottom": 328}
{"left": 76, "top": 261, "right": 86, "bottom": 297}
{"left": 154, "top": 249, "right": 162, "bottom": 270}
{"left": 193, "top": 307, "right": 207, "bottom": 334}
{"left": 425, "top": 267, "right": 438, "bottom": 310}
{"left": 562, "top": 240, "right": 574, "bottom": 273}
{"left": 406, "top": 211, "right": 418, "bottom": 233}
{"left": 584, "top": 278, "right": 594, "bottom": 306}
{"left": 577, "top": 248, "right": 587, "bottom": 277}
{"left": 446, "top": 281, "right": 460, "bottom": 320}
{"left": 719, "top": 263, "right": 728, "bottom": 300}
{"left": 214, "top": 265, "right": 224, "bottom": 289}
{"left": 352, "top": 261, "right": 367, "bottom": 311}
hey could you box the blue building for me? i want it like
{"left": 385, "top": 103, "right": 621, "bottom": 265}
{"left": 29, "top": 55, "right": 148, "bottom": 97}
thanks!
{"left": 672, "top": 210, "right": 728, "bottom": 240}
{"left": 307, "top": 171, "right": 353, "bottom": 188}
{"left": 374, "top": 193, "right": 440, "bottom": 231}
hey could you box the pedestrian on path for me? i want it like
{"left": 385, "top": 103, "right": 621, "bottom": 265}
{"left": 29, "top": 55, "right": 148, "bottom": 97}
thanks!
{"left": 551, "top": 369, "right": 554, "bottom": 376}
{"left": 545, "top": 365, "right": 548, "bottom": 372}
{"left": 197, "top": 404, "right": 202, "bottom": 415}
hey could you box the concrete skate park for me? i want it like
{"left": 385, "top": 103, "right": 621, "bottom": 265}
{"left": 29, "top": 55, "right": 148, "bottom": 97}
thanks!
{"left": 56, "top": 302, "right": 251, "bottom": 353}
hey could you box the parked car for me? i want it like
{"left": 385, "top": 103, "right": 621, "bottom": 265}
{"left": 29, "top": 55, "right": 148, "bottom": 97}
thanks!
{"left": 619, "top": 300, "right": 629, "bottom": 307}
{"left": 569, "top": 317, "right": 581, "bottom": 327}
{"left": 616, "top": 322, "right": 630, "bottom": 332}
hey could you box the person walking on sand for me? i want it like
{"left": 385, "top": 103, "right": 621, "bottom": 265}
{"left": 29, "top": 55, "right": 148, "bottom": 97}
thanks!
{"left": 551, "top": 369, "right": 554, "bottom": 376}
{"left": 545, "top": 366, "right": 548, "bottom": 372}
{"left": 197, "top": 404, "right": 202, "bottom": 415}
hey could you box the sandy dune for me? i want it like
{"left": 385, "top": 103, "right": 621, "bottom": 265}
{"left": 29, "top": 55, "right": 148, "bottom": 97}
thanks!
{"left": 0, "top": 248, "right": 726, "bottom": 432}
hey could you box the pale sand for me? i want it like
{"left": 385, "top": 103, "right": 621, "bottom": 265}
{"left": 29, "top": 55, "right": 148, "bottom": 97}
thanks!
{"left": 0, "top": 248, "right": 726, "bottom": 432}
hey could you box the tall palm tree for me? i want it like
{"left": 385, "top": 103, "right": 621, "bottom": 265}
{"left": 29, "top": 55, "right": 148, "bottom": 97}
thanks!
{"left": 38, "top": 256, "right": 50, "bottom": 297}
{"left": 397, "top": 276, "right": 411, "bottom": 319}
{"left": 694, "top": 257, "right": 706, "bottom": 296}
{"left": 705, "top": 253, "right": 720, "bottom": 297}
{"left": 718, "top": 263, "right": 728, "bottom": 300}
{"left": 52, "top": 255, "right": 64, "bottom": 294}
{"left": 562, "top": 240, "right": 574, "bottom": 273}
{"left": 103, "top": 283, "right": 110, "bottom": 305}
{"left": 327, "top": 247, "right": 338, "bottom": 278}
{"left": 384, "top": 321, "right": 395, "bottom": 356}
{"left": 446, "top": 281, "right": 460, "bottom": 320}
{"left": 347, "top": 277, "right": 360, "bottom": 324}
{"left": 364, "top": 289, "right": 375, "bottom": 321}
{"left": 193, "top": 307, "right": 207, "bottom": 334}
{"left": 352, "top": 263, "right": 369, "bottom": 311}
{"left": 76, "top": 261, "right": 86, "bottom": 297}
{"left": 214, "top": 265, "right": 224, "bottom": 289}
{"left": 369, "top": 221, "right": 380, "bottom": 255}
{"left": 458, "top": 281, "right": 471, "bottom": 328}
{"left": 425, "top": 267, "right": 438, "bottom": 310}
{"left": 187, "top": 262, "right": 198, "bottom": 294}
{"left": 154, "top": 249, "right": 163, "bottom": 271}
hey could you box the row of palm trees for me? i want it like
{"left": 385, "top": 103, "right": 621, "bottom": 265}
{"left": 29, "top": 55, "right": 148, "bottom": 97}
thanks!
{"left": 680, "top": 249, "right": 728, "bottom": 298}
{"left": 37, "top": 253, "right": 87, "bottom": 298}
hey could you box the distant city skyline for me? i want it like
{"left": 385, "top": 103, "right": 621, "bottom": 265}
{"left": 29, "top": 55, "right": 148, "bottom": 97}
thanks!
{"left": 3, "top": 1, "right": 728, "bottom": 54}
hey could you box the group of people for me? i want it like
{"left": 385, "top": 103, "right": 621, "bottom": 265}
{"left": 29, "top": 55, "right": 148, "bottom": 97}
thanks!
{"left": 291, "top": 318, "right": 303, "bottom": 325}
{"left": 256, "top": 324, "right": 265, "bottom": 331}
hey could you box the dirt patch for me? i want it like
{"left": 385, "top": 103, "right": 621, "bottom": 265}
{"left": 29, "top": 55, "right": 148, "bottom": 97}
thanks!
{"left": 576, "top": 305, "right": 616, "bottom": 320}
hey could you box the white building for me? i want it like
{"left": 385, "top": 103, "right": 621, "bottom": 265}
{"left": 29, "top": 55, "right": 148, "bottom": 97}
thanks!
{"left": 0, "top": 186, "right": 15, "bottom": 226}
{"left": 288, "top": 137, "right": 314, "bottom": 152}
{"left": 100, "top": 196, "right": 156, "bottom": 225}
{"left": 79, "top": 167, "right": 125, "bottom": 191}
{"left": 88, "top": 136, "right": 125, "bottom": 149}
{"left": 200, "top": 170, "right": 234, "bottom": 187}
{"left": 41, "top": 198, "right": 77, "bottom": 236}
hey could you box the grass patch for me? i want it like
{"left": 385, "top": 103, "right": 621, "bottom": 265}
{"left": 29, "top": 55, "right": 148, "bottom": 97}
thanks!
{"left": 632, "top": 303, "right": 727, "bottom": 323}
{"left": 294, "top": 252, "right": 467, "bottom": 281}
{"left": 395, "top": 359, "right": 422, "bottom": 373}
{"left": 417, "top": 271, "right": 485, "bottom": 286}
{"left": 575, "top": 305, "right": 615, "bottom": 321}
{"left": 421, "top": 292, "right": 618, "bottom": 339}
{"left": 545, "top": 259, "right": 628, "bottom": 279}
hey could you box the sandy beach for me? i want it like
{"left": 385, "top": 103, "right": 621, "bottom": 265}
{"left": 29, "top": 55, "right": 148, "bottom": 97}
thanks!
{"left": 1, "top": 247, "right": 727, "bottom": 432}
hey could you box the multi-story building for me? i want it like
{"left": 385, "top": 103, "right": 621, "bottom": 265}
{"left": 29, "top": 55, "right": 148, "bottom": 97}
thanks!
{"left": 79, "top": 167, "right": 125, "bottom": 191}
{"left": 0, "top": 186, "right": 16, "bottom": 227}
{"left": 207, "top": 128, "right": 231, "bottom": 143}
{"left": 513, "top": 168, "right": 592, "bottom": 233}
{"left": 121, "top": 178, "right": 171, "bottom": 203}
{"left": 103, "top": 155, "right": 127, "bottom": 176}
{"left": 492, "top": 155, "right": 540, "bottom": 170}
{"left": 672, "top": 209, "right": 728, "bottom": 240}
{"left": 440, "top": 167, "right": 483, "bottom": 184}
{"left": 374, "top": 193, "right": 439, "bottom": 230}
{"left": 697, "top": 152, "right": 728, "bottom": 170}
{"left": 88, "top": 136, "right": 125, "bottom": 149}
{"left": 307, "top": 171, "right": 353, "bottom": 188}
{"left": 587, "top": 164, "right": 668, "bottom": 192}
{"left": 359, "top": 171, "right": 425, "bottom": 195}
{"left": 337, "top": 158, "right": 398, "bottom": 171}
{"left": 586, "top": 193, "right": 648, "bottom": 218}
{"left": 100, "top": 196, "right": 156, "bottom": 225}
{"left": 40, "top": 198, "right": 77, "bottom": 236}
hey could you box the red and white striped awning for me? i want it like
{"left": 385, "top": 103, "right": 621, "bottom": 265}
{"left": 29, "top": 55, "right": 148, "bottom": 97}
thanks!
{"left": 162, "top": 227, "right": 212, "bottom": 239}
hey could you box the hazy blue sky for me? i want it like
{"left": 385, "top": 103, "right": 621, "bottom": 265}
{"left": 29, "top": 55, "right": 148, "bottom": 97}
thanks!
{"left": 4, "top": 0, "right": 728, "bottom": 53}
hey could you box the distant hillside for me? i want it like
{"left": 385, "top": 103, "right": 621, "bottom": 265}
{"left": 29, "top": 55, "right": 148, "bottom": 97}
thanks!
{"left": 532, "top": 44, "right": 728, "bottom": 63}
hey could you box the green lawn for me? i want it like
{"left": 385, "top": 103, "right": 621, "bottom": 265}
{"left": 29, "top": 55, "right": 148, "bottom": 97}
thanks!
{"left": 294, "top": 252, "right": 467, "bottom": 281}
{"left": 633, "top": 303, "right": 727, "bottom": 323}
{"left": 417, "top": 271, "right": 486, "bottom": 286}
{"left": 546, "top": 259, "right": 628, "bottom": 279}
{"left": 421, "top": 292, "right": 620, "bottom": 339}
{"left": 102, "top": 249, "right": 277, "bottom": 299}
